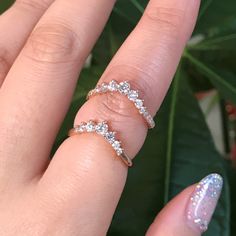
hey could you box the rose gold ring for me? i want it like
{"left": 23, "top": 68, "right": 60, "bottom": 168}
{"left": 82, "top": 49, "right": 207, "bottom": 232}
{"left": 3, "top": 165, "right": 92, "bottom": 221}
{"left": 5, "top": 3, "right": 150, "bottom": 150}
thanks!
{"left": 68, "top": 120, "right": 133, "bottom": 167}
{"left": 87, "top": 80, "right": 155, "bottom": 129}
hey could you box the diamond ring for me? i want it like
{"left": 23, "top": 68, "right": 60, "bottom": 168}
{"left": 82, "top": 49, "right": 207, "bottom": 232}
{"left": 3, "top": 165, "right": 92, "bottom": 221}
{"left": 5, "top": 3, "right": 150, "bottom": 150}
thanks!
{"left": 68, "top": 120, "right": 133, "bottom": 167}
{"left": 87, "top": 80, "right": 155, "bottom": 129}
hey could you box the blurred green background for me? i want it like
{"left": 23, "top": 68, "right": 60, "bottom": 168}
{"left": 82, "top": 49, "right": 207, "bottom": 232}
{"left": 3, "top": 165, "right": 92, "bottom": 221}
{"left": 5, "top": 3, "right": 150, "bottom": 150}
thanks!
{"left": 1, "top": 0, "right": 236, "bottom": 235}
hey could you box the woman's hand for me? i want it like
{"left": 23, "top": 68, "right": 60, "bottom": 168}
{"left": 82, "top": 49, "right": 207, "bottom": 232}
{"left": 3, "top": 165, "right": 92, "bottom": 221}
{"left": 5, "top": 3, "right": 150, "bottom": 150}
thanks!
{"left": 0, "top": 0, "right": 222, "bottom": 235}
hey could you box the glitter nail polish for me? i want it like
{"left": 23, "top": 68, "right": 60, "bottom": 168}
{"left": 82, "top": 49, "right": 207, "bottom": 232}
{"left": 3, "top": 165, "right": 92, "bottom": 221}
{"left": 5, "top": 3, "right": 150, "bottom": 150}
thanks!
{"left": 186, "top": 173, "right": 223, "bottom": 233}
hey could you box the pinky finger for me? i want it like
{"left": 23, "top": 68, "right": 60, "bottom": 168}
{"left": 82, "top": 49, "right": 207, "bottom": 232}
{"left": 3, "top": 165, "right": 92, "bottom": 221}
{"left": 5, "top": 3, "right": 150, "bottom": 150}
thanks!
{"left": 146, "top": 174, "right": 223, "bottom": 236}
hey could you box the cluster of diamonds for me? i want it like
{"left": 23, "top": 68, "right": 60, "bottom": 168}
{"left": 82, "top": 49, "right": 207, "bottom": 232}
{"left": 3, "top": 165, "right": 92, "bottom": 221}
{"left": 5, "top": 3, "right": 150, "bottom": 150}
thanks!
{"left": 87, "top": 80, "right": 155, "bottom": 129}
{"left": 74, "top": 120, "right": 125, "bottom": 157}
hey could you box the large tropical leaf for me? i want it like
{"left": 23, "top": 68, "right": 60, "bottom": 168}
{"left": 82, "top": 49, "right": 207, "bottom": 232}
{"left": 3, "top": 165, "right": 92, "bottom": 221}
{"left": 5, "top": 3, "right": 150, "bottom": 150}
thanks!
{"left": 195, "top": 0, "right": 236, "bottom": 36}
{"left": 185, "top": 52, "right": 236, "bottom": 105}
{"left": 107, "top": 64, "right": 230, "bottom": 236}
{"left": 169, "top": 68, "right": 230, "bottom": 236}
{"left": 0, "top": 0, "right": 13, "bottom": 13}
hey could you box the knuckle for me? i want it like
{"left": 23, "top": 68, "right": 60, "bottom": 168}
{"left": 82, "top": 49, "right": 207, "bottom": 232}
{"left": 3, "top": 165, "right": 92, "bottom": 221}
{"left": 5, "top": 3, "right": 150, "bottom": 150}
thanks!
{"left": 25, "top": 23, "right": 80, "bottom": 64}
{"left": 99, "top": 93, "right": 137, "bottom": 123}
{"left": 15, "top": 0, "right": 51, "bottom": 11}
{"left": 91, "top": 65, "right": 155, "bottom": 123}
{"left": 144, "top": 6, "right": 184, "bottom": 34}
{"left": 105, "top": 65, "right": 156, "bottom": 108}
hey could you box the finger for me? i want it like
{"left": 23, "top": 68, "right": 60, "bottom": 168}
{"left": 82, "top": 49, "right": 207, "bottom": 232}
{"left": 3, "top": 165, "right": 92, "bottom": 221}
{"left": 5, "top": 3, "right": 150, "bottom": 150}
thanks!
{"left": 40, "top": 0, "right": 201, "bottom": 235}
{"left": 0, "top": 0, "right": 116, "bottom": 184}
{"left": 75, "top": 0, "right": 201, "bottom": 157}
{"left": 146, "top": 174, "right": 223, "bottom": 236}
{"left": 0, "top": 0, "right": 55, "bottom": 86}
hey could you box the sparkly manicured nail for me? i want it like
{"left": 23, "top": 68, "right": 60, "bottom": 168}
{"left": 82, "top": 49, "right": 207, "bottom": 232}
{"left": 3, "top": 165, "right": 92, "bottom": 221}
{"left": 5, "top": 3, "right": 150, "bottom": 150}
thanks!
{"left": 186, "top": 173, "right": 223, "bottom": 233}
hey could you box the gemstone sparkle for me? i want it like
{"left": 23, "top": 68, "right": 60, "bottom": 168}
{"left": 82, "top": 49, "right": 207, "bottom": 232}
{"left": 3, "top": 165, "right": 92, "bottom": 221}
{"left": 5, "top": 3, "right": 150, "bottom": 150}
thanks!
{"left": 119, "top": 81, "right": 130, "bottom": 94}
{"left": 87, "top": 81, "right": 155, "bottom": 129}
{"left": 73, "top": 121, "right": 128, "bottom": 161}
{"left": 95, "top": 122, "right": 108, "bottom": 135}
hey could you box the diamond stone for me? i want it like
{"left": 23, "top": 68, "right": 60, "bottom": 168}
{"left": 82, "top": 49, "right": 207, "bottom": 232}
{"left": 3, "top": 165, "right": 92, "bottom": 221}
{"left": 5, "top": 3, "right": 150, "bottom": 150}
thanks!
{"left": 100, "top": 83, "right": 108, "bottom": 92}
{"left": 87, "top": 79, "right": 156, "bottom": 130}
{"left": 105, "top": 132, "right": 116, "bottom": 144}
{"left": 95, "top": 122, "right": 108, "bottom": 135}
{"left": 86, "top": 121, "right": 95, "bottom": 132}
{"left": 112, "top": 141, "right": 121, "bottom": 150}
{"left": 95, "top": 86, "right": 102, "bottom": 93}
{"left": 76, "top": 123, "right": 86, "bottom": 132}
{"left": 134, "top": 99, "right": 143, "bottom": 109}
{"left": 139, "top": 106, "right": 147, "bottom": 115}
{"left": 148, "top": 120, "right": 156, "bottom": 129}
{"left": 119, "top": 81, "right": 130, "bottom": 94}
{"left": 74, "top": 126, "right": 80, "bottom": 132}
{"left": 146, "top": 114, "right": 152, "bottom": 121}
{"left": 75, "top": 126, "right": 83, "bottom": 133}
{"left": 108, "top": 80, "right": 119, "bottom": 91}
{"left": 143, "top": 111, "right": 149, "bottom": 117}
{"left": 146, "top": 116, "right": 155, "bottom": 128}
{"left": 128, "top": 90, "right": 139, "bottom": 101}
{"left": 116, "top": 148, "right": 123, "bottom": 156}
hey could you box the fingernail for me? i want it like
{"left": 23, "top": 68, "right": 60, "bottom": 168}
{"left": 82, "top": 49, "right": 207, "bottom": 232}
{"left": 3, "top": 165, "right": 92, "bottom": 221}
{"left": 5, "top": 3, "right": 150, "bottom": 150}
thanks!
{"left": 186, "top": 173, "right": 223, "bottom": 233}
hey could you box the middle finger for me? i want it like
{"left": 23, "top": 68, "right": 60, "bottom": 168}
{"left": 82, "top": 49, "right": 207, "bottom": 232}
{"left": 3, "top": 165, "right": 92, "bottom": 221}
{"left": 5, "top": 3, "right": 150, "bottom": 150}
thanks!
{"left": 39, "top": 0, "right": 201, "bottom": 235}
{"left": 0, "top": 0, "right": 116, "bottom": 185}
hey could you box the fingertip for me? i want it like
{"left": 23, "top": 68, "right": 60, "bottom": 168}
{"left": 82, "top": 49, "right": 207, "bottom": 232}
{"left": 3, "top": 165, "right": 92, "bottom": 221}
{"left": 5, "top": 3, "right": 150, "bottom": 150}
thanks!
{"left": 146, "top": 186, "right": 198, "bottom": 236}
{"left": 186, "top": 173, "right": 223, "bottom": 233}
{"left": 146, "top": 174, "right": 223, "bottom": 236}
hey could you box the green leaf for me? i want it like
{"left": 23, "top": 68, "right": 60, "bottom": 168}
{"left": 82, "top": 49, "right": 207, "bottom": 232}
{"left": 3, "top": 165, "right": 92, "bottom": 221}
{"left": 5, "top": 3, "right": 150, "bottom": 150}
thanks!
{"left": 198, "top": 0, "right": 214, "bottom": 20}
{"left": 169, "top": 68, "right": 230, "bottom": 236}
{"left": 192, "top": 0, "right": 236, "bottom": 55}
{"left": 130, "top": 0, "right": 144, "bottom": 13}
{"left": 107, "top": 103, "right": 167, "bottom": 235}
{"left": 0, "top": 0, "right": 14, "bottom": 13}
{"left": 189, "top": 33, "right": 236, "bottom": 51}
{"left": 107, "top": 65, "right": 230, "bottom": 236}
{"left": 195, "top": 0, "right": 236, "bottom": 35}
{"left": 185, "top": 52, "right": 236, "bottom": 105}
{"left": 164, "top": 63, "right": 182, "bottom": 203}
{"left": 112, "top": 0, "right": 142, "bottom": 26}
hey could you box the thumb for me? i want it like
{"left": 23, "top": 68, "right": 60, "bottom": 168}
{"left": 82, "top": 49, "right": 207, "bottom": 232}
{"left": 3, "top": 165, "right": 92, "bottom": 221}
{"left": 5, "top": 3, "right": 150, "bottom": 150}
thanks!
{"left": 146, "top": 174, "right": 223, "bottom": 236}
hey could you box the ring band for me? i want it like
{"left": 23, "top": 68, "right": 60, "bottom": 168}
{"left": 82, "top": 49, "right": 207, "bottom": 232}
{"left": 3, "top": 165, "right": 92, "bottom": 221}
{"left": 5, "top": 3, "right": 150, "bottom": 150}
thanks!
{"left": 68, "top": 120, "right": 133, "bottom": 167}
{"left": 87, "top": 80, "right": 155, "bottom": 129}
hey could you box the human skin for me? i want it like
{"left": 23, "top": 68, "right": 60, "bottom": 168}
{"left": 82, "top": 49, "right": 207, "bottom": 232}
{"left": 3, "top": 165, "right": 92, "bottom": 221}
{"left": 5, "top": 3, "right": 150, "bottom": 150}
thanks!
{"left": 0, "top": 0, "right": 222, "bottom": 235}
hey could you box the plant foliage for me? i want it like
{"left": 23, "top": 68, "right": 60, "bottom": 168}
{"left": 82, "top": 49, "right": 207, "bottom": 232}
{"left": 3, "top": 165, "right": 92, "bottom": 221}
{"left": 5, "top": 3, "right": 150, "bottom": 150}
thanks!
{"left": 1, "top": 0, "right": 236, "bottom": 235}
